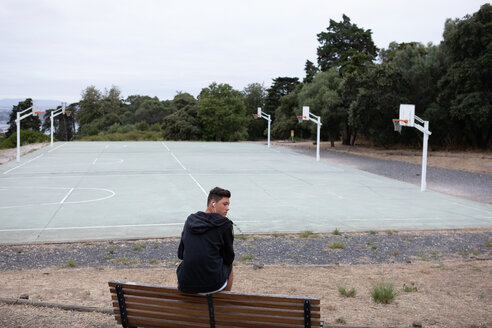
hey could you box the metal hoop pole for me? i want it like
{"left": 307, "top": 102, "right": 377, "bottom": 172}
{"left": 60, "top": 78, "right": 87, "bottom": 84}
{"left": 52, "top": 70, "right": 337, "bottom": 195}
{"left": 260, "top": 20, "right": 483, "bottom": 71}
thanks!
{"left": 16, "top": 112, "right": 20, "bottom": 162}
{"left": 421, "top": 120, "right": 429, "bottom": 191}
{"left": 316, "top": 116, "right": 321, "bottom": 161}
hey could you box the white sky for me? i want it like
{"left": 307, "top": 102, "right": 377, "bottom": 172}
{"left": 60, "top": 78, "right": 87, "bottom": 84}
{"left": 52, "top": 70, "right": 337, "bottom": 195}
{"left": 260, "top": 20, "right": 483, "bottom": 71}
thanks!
{"left": 0, "top": 0, "right": 486, "bottom": 103}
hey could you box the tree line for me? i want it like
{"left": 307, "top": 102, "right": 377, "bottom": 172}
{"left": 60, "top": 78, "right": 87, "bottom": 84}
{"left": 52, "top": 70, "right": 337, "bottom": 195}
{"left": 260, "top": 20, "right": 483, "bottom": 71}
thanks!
{"left": 5, "top": 4, "right": 491, "bottom": 149}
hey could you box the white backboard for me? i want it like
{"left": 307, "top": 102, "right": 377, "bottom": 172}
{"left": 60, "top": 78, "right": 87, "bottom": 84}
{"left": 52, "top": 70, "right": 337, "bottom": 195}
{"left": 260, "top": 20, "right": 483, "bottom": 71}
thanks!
{"left": 399, "top": 104, "right": 415, "bottom": 127}
{"left": 257, "top": 107, "right": 261, "bottom": 116}
{"left": 302, "top": 106, "right": 310, "bottom": 120}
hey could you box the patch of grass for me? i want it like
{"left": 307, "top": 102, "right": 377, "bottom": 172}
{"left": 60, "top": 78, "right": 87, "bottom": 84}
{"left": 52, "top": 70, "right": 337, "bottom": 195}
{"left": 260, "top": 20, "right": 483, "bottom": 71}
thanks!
{"left": 252, "top": 236, "right": 258, "bottom": 241}
{"left": 103, "top": 255, "right": 111, "bottom": 260}
{"left": 371, "top": 281, "right": 396, "bottom": 304}
{"left": 236, "top": 234, "right": 248, "bottom": 241}
{"left": 272, "top": 232, "right": 285, "bottom": 238}
{"left": 385, "top": 230, "right": 394, "bottom": 235}
{"left": 402, "top": 236, "right": 413, "bottom": 242}
{"left": 485, "top": 241, "right": 492, "bottom": 249}
{"left": 133, "top": 243, "right": 147, "bottom": 251}
{"left": 371, "top": 245, "right": 378, "bottom": 250}
{"left": 328, "top": 241, "right": 346, "bottom": 250}
{"left": 369, "top": 230, "right": 378, "bottom": 235}
{"left": 392, "top": 250, "right": 399, "bottom": 256}
{"left": 108, "top": 247, "right": 116, "bottom": 255}
{"left": 61, "top": 258, "right": 77, "bottom": 268}
{"left": 337, "top": 286, "right": 356, "bottom": 297}
{"left": 335, "top": 317, "right": 346, "bottom": 324}
{"left": 418, "top": 253, "right": 430, "bottom": 262}
{"left": 403, "top": 282, "right": 418, "bottom": 292}
{"left": 112, "top": 257, "right": 139, "bottom": 265}
{"left": 366, "top": 241, "right": 377, "bottom": 249}
{"left": 458, "top": 252, "right": 469, "bottom": 257}
{"left": 332, "top": 228, "right": 341, "bottom": 235}
{"left": 241, "top": 254, "right": 254, "bottom": 262}
{"left": 149, "top": 259, "right": 159, "bottom": 265}
{"left": 299, "top": 230, "right": 318, "bottom": 238}
{"left": 472, "top": 250, "right": 480, "bottom": 256}
{"left": 153, "top": 243, "right": 159, "bottom": 249}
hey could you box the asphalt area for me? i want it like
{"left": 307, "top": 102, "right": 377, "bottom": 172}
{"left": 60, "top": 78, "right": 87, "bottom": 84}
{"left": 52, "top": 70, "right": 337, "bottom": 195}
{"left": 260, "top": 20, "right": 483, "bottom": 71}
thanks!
{"left": 1, "top": 141, "right": 491, "bottom": 244}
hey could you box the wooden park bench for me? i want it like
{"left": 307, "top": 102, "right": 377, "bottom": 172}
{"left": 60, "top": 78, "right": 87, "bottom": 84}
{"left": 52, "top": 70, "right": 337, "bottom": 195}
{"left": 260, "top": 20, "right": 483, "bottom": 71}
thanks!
{"left": 108, "top": 280, "right": 322, "bottom": 327}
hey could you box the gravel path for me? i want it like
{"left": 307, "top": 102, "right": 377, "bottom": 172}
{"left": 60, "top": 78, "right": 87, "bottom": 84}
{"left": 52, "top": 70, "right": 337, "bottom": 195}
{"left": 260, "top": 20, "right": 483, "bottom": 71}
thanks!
{"left": 279, "top": 145, "right": 492, "bottom": 204}
{"left": 1, "top": 230, "right": 491, "bottom": 271}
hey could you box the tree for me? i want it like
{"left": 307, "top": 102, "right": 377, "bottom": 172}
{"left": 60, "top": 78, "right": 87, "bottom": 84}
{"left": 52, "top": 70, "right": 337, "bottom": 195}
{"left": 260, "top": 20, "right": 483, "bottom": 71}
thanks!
{"left": 135, "top": 98, "right": 173, "bottom": 125}
{"left": 42, "top": 104, "right": 77, "bottom": 141}
{"left": 264, "top": 77, "right": 300, "bottom": 114}
{"left": 77, "top": 86, "right": 103, "bottom": 127}
{"left": 437, "top": 4, "right": 492, "bottom": 148}
{"left": 347, "top": 64, "right": 409, "bottom": 146}
{"left": 303, "top": 60, "right": 319, "bottom": 83}
{"left": 298, "top": 69, "right": 345, "bottom": 146}
{"left": 6, "top": 98, "right": 41, "bottom": 137}
{"left": 242, "top": 83, "right": 267, "bottom": 140}
{"left": 317, "top": 14, "right": 378, "bottom": 74}
{"left": 162, "top": 93, "right": 200, "bottom": 140}
{"left": 197, "top": 83, "right": 248, "bottom": 141}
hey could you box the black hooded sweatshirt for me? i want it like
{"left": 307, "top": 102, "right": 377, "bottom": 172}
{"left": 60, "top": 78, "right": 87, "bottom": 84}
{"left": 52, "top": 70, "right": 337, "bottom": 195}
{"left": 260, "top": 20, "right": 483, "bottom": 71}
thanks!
{"left": 177, "top": 211, "right": 235, "bottom": 294}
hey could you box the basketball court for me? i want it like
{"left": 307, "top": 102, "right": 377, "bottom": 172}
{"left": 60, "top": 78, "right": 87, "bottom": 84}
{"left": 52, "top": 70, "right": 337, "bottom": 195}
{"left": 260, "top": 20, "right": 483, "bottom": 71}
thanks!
{"left": 0, "top": 141, "right": 491, "bottom": 244}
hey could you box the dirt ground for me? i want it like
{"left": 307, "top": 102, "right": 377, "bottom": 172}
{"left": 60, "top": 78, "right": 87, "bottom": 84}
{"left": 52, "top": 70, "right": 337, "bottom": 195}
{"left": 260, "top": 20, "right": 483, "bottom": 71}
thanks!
{"left": 274, "top": 141, "right": 492, "bottom": 175}
{"left": 0, "top": 143, "right": 48, "bottom": 165}
{"left": 0, "top": 260, "right": 491, "bottom": 327}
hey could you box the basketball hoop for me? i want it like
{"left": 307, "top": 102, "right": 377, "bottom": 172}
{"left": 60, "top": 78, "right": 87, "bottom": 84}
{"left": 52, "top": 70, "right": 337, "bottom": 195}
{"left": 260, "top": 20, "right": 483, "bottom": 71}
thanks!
{"left": 297, "top": 116, "right": 306, "bottom": 124}
{"left": 392, "top": 119, "right": 407, "bottom": 133}
{"left": 33, "top": 111, "right": 45, "bottom": 117}
{"left": 252, "top": 114, "right": 260, "bottom": 119}
{"left": 63, "top": 111, "right": 72, "bottom": 117}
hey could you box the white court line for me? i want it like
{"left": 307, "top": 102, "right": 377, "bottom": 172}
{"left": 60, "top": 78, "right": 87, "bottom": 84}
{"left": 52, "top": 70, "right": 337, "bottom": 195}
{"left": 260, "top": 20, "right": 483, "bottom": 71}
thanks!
{"left": 2, "top": 154, "right": 44, "bottom": 175}
{"left": 161, "top": 142, "right": 170, "bottom": 151}
{"left": 189, "top": 173, "right": 207, "bottom": 196}
{"left": 0, "top": 220, "right": 258, "bottom": 233}
{"left": 451, "top": 202, "right": 492, "bottom": 215}
{"left": 47, "top": 142, "right": 67, "bottom": 153}
{"left": 92, "top": 158, "right": 98, "bottom": 165}
{"left": 60, "top": 188, "right": 74, "bottom": 204}
{"left": 0, "top": 187, "right": 115, "bottom": 209}
{"left": 171, "top": 153, "right": 186, "bottom": 170}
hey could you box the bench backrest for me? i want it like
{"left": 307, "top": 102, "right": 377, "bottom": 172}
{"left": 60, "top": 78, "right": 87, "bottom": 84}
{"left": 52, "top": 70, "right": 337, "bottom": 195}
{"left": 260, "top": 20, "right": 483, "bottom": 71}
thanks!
{"left": 108, "top": 280, "right": 321, "bottom": 327}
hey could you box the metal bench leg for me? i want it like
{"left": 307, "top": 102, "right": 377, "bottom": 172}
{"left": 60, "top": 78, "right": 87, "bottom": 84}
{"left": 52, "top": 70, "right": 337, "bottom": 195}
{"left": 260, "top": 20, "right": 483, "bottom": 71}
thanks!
{"left": 115, "top": 284, "right": 129, "bottom": 328}
{"left": 207, "top": 294, "right": 215, "bottom": 328}
{"left": 304, "top": 299, "right": 311, "bottom": 328}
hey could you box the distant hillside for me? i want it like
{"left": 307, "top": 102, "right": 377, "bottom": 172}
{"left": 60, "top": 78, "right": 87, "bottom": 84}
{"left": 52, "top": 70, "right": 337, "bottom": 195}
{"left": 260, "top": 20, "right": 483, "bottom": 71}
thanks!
{"left": 0, "top": 98, "right": 66, "bottom": 112}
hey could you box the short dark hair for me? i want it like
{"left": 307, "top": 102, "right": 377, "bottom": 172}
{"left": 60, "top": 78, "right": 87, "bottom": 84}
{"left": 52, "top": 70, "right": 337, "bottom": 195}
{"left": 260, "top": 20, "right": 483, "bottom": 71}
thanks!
{"left": 207, "top": 187, "right": 231, "bottom": 206}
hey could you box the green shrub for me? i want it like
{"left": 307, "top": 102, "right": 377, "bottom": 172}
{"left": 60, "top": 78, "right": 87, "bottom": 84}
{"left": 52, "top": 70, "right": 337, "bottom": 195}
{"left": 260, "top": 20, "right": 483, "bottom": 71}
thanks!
{"left": 299, "top": 230, "right": 318, "bottom": 238}
{"left": 337, "top": 286, "right": 356, "bottom": 297}
{"left": 332, "top": 228, "right": 341, "bottom": 235}
{"left": 371, "top": 281, "right": 396, "bottom": 304}
{"left": 328, "top": 241, "right": 346, "bottom": 249}
{"left": 0, "top": 130, "right": 49, "bottom": 149}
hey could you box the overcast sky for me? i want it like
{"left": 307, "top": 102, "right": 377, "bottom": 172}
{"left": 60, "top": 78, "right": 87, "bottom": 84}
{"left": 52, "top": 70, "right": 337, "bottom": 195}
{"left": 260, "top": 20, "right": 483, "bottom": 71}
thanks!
{"left": 0, "top": 0, "right": 486, "bottom": 103}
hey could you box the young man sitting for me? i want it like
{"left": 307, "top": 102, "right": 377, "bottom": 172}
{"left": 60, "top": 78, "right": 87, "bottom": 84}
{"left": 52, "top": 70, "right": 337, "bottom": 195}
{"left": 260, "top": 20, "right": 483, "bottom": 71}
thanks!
{"left": 176, "top": 187, "right": 235, "bottom": 294}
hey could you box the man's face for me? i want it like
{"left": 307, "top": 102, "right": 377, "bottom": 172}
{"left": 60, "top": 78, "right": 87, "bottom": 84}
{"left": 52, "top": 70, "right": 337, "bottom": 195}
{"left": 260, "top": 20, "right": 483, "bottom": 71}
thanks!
{"left": 213, "top": 197, "right": 230, "bottom": 217}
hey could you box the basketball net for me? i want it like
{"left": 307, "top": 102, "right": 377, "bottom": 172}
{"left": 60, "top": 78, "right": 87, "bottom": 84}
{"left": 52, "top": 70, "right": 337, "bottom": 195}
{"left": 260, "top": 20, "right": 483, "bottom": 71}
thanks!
{"left": 392, "top": 119, "right": 407, "bottom": 134}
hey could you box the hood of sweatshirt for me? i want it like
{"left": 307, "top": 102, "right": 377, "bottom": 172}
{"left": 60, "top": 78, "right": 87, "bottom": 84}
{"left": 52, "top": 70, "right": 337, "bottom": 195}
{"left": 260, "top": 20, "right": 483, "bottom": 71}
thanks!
{"left": 186, "top": 211, "right": 232, "bottom": 234}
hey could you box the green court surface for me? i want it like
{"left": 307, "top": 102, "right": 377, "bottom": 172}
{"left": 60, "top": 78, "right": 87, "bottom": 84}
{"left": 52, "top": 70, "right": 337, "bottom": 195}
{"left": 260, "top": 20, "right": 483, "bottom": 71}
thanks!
{"left": 0, "top": 141, "right": 491, "bottom": 244}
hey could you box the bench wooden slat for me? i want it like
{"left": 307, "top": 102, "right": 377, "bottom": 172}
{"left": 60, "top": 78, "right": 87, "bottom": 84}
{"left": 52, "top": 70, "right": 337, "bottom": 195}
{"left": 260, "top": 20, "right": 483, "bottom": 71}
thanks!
{"left": 115, "top": 316, "right": 323, "bottom": 328}
{"left": 109, "top": 281, "right": 320, "bottom": 305}
{"left": 109, "top": 281, "right": 322, "bottom": 327}
{"left": 110, "top": 290, "right": 320, "bottom": 312}
{"left": 112, "top": 299, "right": 321, "bottom": 319}
{"left": 113, "top": 306, "right": 320, "bottom": 326}
{"left": 110, "top": 293, "right": 320, "bottom": 314}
